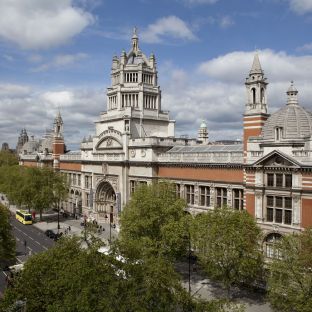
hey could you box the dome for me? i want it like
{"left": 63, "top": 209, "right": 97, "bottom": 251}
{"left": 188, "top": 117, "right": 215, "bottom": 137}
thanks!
{"left": 262, "top": 104, "right": 312, "bottom": 140}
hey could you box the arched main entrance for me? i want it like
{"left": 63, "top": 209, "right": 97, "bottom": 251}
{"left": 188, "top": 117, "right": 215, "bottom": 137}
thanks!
{"left": 95, "top": 181, "right": 116, "bottom": 222}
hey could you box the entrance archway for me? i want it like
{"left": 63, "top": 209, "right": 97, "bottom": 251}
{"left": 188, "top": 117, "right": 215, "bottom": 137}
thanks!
{"left": 95, "top": 181, "right": 116, "bottom": 222}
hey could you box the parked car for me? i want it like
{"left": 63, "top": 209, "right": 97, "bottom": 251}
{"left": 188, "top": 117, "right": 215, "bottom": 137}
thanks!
{"left": 45, "top": 229, "right": 56, "bottom": 239}
{"left": 44, "top": 230, "right": 63, "bottom": 241}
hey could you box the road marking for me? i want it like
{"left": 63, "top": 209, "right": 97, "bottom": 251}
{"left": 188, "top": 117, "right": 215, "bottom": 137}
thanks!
{"left": 12, "top": 225, "right": 49, "bottom": 252}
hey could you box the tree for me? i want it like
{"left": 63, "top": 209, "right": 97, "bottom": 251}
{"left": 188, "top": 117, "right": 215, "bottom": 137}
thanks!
{"left": 0, "top": 166, "right": 68, "bottom": 220}
{"left": 119, "top": 182, "right": 189, "bottom": 259}
{"left": 267, "top": 229, "right": 312, "bottom": 312}
{"left": 191, "top": 207, "right": 264, "bottom": 296}
{"left": 0, "top": 150, "right": 18, "bottom": 167}
{"left": 0, "top": 237, "right": 217, "bottom": 312}
{"left": 0, "top": 204, "right": 16, "bottom": 263}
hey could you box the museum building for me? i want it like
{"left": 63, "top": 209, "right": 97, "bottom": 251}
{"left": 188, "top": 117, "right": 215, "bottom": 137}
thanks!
{"left": 19, "top": 30, "right": 312, "bottom": 257}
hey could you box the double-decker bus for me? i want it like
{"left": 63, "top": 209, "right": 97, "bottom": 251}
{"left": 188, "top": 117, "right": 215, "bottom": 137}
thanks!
{"left": 16, "top": 210, "right": 32, "bottom": 225}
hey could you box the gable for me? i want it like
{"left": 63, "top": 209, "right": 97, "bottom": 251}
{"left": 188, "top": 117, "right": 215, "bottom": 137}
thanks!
{"left": 252, "top": 150, "right": 301, "bottom": 168}
{"left": 96, "top": 137, "right": 122, "bottom": 150}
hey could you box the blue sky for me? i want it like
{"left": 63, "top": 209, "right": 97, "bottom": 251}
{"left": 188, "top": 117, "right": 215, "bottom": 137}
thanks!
{"left": 1, "top": 0, "right": 312, "bottom": 149}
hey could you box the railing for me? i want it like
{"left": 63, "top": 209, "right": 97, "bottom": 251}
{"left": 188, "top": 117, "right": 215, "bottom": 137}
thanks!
{"left": 158, "top": 152, "right": 243, "bottom": 164}
{"left": 60, "top": 154, "right": 82, "bottom": 161}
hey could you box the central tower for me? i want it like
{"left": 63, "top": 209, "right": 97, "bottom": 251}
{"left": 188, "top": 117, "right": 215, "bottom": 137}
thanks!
{"left": 101, "top": 28, "right": 174, "bottom": 138}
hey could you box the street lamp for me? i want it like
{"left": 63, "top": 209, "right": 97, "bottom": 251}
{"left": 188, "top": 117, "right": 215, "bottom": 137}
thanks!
{"left": 105, "top": 213, "right": 112, "bottom": 243}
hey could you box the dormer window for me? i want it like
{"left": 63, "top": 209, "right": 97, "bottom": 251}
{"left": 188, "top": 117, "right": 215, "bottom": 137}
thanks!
{"left": 275, "top": 127, "right": 283, "bottom": 141}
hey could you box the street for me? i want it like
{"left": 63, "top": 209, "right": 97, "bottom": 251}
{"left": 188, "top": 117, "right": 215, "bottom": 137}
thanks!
{"left": 0, "top": 217, "right": 55, "bottom": 297}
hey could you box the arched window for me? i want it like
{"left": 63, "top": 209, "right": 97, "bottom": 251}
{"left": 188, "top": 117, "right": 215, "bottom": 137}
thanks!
{"left": 261, "top": 88, "right": 265, "bottom": 104}
{"left": 264, "top": 233, "right": 282, "bottom": 258}
{"left": 251, "top": 88, "right": 256, "bottom": 104}
{"left": 275, "top": 127, "right": 283, "bottom": 141}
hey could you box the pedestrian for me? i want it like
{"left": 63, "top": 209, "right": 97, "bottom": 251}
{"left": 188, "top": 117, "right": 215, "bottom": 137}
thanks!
{"left": 23, "top": 239, "right": 27, "bottom": 255}
{"left": 68, "top": 226, "right": 71, "bottom": 232}
{"left": 65, "top": 229, "right": 67, "bottom": 235}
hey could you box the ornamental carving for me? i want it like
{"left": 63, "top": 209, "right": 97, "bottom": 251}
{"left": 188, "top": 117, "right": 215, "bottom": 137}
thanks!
{"left": 130, "top": 149, "right": 136, "bottom": 158}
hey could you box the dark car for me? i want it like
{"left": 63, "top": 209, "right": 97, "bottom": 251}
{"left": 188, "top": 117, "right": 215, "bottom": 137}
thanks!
{"left": 45, "top": 230, "right": 63, "bottom": 241}
{"left": 45, "top": 229, "right": 56, "bottom": 239}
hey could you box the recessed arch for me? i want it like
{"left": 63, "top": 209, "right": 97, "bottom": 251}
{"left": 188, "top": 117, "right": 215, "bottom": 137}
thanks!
{"left": 95, "top": 181, "right": 116, "bottom": 222}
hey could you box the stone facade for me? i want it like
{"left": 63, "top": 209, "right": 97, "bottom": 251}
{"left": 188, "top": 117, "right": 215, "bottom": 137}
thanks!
{"left": 19, "top": 31, "right": 312, "bottom": 257}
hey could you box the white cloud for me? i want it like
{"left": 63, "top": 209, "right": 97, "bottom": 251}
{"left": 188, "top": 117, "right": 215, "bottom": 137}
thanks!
{"left": 219, "top": 16, "right": 235, "bottom": 28}
{"left": 0, "top": 85, "right": 104, "bottom": 149}
{"left": 0, "top": 83, "right": 31, "bottom": 98}
{"left": 0, "top": 0, "right": 94, "bottom": 49}
{"left": 160, "top": 50, "right": 312, "bottom": 140}
{"left": 297, "top": 42, "right": 312, "bottom": 52}
{"left": 288, "top": 0, "right": 312, "bottom": 14}
{"left": 33, "top": 53, "right": 88, "bottom": 72}
{"left": 27, "top": 54, "right": 44, "bottom": 63}
{"left": 2, "top": 50, "right": 312, "bottom": 149}
{"left": 141, "top": 16, "right": 197, "bottom": 43}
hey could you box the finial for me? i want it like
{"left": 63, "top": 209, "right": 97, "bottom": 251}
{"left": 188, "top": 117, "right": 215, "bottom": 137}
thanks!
{"left": 133, "top": 26, "right": 137, "bottom": 36}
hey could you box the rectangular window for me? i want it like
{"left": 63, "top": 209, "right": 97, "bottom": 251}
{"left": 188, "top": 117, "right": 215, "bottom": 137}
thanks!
{"left": 275, "top": 209, "right": 283, "bottom": 223}
{"left": 266, "top": 196, "right": 292, "bottom": 225}
{"left": 275, "top": 197, "right": 283, "bottom": 208}
{"left": 216, "top": 187, "right": 227, "bottom": 208}
{"left": 267, "top": 173, "right": 292, "bottom": 188}
{"left": 267, "top": 174, "right": 274, "bottom": 187}
{"left": 176, "top": 184, "right": 181, "bottom": 198}
{"left": 199, "top": 186, "right": 210, "bottom": 207}
{"left": 86, "top": 193, "right": 89, "bottom": 207}
{"left": 267, "top": 208, "right": 274, "bottom": 222}
{"left": 284, "top": 210, "right": 292, "bottom": 225}
{"left": 285, "top": 174, "right": 292, "bottom": 188}
{"left": 85, "top": 176, "right": 89, "bottom": 189}
{"left": 233, "top": 189, "right": 244, "bottom": 210}
{"left": 185, "top": 185, "right": 194, "bottom": 205}
{"left": 78, "top": 175, "right": 81, "bottom": 187}
{"left": 130, "top": 180, "right": 136, "bottom": 194}
{"left": 276, "top": 174, "right": 283, "bottom": 187}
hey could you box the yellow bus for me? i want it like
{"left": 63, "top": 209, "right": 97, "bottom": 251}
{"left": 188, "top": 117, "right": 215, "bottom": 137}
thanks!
{"left": 16, "top": 210, "right": 32, "bottom": 225}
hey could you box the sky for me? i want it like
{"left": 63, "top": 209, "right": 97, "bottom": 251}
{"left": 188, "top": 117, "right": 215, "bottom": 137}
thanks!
{"left": 1, "top": 0, "right": 312, "bottom": 150}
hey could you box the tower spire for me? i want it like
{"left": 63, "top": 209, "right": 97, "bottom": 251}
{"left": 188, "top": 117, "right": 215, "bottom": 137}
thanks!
{"left": 132, "top": 26, "right": 139, "bottom": 52}
{"left": 250, "top": 52, "right": 263, "bottom": 75}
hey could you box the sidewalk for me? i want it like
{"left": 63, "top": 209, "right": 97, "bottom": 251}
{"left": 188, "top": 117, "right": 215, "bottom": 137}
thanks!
{"left": 2, "top": 196, "right": 118, "bottom": 245}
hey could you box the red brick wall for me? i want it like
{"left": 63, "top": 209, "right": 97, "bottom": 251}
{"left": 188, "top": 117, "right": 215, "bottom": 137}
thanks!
{"left": 60, "top": 162, "right": 81, "bottom": 171}
{"left": 245, "top": 193, "right": 255, "bottom": 217}
{"left": 302, "top": 198, "right": 312, "bottom": 228}
{"left": 158, "top": 166, "right": 243, "bottom": 183}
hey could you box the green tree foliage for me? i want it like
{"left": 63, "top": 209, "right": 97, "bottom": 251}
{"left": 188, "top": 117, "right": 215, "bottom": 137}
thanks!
{"left": 0, "top": 204, "right": 16, "bottom": 262}
{"left": 0, "top": 237, "right": 204, "bottom": 312}
{"left": 191, "top": 207, "right": 264, "bottom": 295}
{"left": 119, "top": 182, "right": 189, "bottom": 259}
{"left": 0, "top": 166, "right": 68, "bottom": 220}
{"left": 0, "top": 150, "right": 18, "bottom": 167}
{"left": 267, "top": 229, "right": 312, "bottom": 312}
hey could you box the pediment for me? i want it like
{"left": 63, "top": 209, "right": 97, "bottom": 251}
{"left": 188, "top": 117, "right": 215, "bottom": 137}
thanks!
{"left": 252, "top": 150, "right": 301, "bottom": 168}
{"left": 96, "top": 136, "right": 122, "bottom": 150}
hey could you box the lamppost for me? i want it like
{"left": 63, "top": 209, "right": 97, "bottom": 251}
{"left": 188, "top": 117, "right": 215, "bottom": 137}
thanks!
{"left": 57, "top": 200, "right": 60, "bottom": 234}
{"left": 187, "top": 231, "right": 191, "bottom": 295}
{"left": 105, "top": 213, "right": 112, "bottom": 243}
